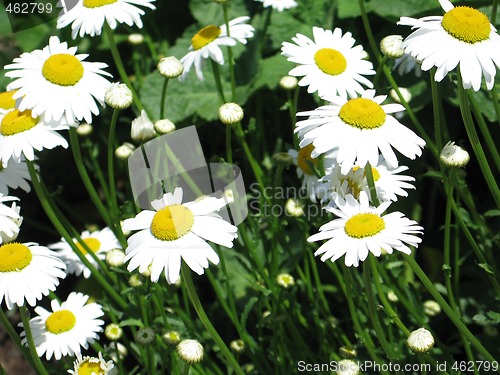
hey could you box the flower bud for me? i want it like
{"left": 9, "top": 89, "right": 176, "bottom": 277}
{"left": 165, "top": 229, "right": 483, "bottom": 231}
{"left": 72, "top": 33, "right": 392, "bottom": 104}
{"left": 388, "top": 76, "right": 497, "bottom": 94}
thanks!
{"left": 76, "top": 123, "right": 93, "bottom": 136}
{"left": 135, "top": 327, "right": 156, "bottom": 346}
{"left": 162, "top": 331, "right": 181, "bottom": 345}
{"left": 285, "top": 198, "right": 304, "bottom": 217}
{"left": 158, "top": 57, "right": 184, "bottom": 79}
{"left": 423, "top": 300, "right": 441, "bottom": 317}
{"left": 177, "top": 339, "right": 204, "bottom": 364}
{"left": 105, "top": 83, "right": 133, "bottom": 109}
{"left": 389, "top": 87, "right": 412, "bottom": 104}
{"left": 131, "top": 110, "right": 156, "bottom": 142}
{"left": 440, "top": 141, "right": 470, "bottom": 168}
{"left": 115, "top": 142, "right": 136, "bottom": 160}
{"left": 128, "top": 33, "right": 144, "bottom": 45}
{"left": 380, "top": 35, "right": 405, "bottom": 58}
{"left": 105, "top": 249, "right": 125, "bottom": 267}
{"left": 276, "top": 273, "right": 295, "bottom": 289}
{"left": 336, "top": 359, "right": 360, "bottom": 375}
{"left": 407, "top": 328, "right": 434, "bottom": 353}
{"left": 230, "top": 339, "right": 245, "bottom": 353}
{"left": 154, "top": 119, "right": 176, "bottom": 134}
{"left": 218, "top": 102, "right": 244, "bottom": 125}
{"left": 105, "top": 323, "right": 123, "bottom": 341}
{"left": 279, "top": 76, "right": 298, "bottom": 90}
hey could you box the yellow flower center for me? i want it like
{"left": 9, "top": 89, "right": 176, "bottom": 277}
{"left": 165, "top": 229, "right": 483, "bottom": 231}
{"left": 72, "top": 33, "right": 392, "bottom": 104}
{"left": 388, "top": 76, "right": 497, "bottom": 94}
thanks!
{"left": 45, "top": 310, "right": 77, "bottom": 334}
{"left": 339, "top": 98, "right": 386, "bottom": 129}
{"left": 0, "top": 243, "right": 33, "bottom": 272}
{"left": 0, "top": 109, "right": 39, "bottom": 136}
{"left": 344, "top": 213, "right": 385, "bottom": 238}
{"left": 192, "top": 25, "right": 222, "bottom": 50}
{"left": 314, "top": 48, "right": 347, "bottom": 76}
{"left": 441, "top": 6, "right": 490, "bottom": 43}
{"left": 83, "top": 0, "right": 117, "bottom": 7}
{"left": 76, "top": 237, "right": 102, "bottom": 255}
{"left": 353, "top": 165, "right": 381, "bottom": 181}
{"left": 77, "top": 360, "right": 105, "bottom": 375}
{"left": 150, "top": 205, "right": 194, "bottom": 241}
{"left": 42, "top": 54, "right": 84, "bottom": 86}
{"left": 0, "top": 90, "right": 17, "bottom": 110}
{"left": 297, "top": 144, "right": 318, "bottom": 175}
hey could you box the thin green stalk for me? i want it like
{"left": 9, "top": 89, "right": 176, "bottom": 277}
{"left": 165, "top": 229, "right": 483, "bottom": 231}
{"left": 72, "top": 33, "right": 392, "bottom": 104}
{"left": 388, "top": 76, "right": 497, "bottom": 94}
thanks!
{"left": 363, "top": 260, "right": 399, "bottom": 363}
{"left": 358, "top": 0, "right": 381, "bottom": 61}
{"left": 26, "top": 161, "right": 128, "bottom": 311}
{"left": 404, "top": 255, "right": 499, "bottom": 366}
{"left": 492, "top": 0, "right": 498, "bottom": 25}
{"left": 182, "top": 363, "right": 191, "bottom": 375}
{"left": 104, "top": 22, "right": 143, "bottom": 111}
{"left": 373, "top": 55, "right": 388, "bottom": 89}
{"left": 364, "top": 161, "right": 380, "bottom": 206}
{"left": 430, "top": 67, "right": 443, "bottom": 150}
{"left": 222, "top": 4, "right": 237, "bottom": 101}
{"left": 226, "top": 124, "right": 233, "bottom": 164}
{"left": 107, "top": 108, "right": 123, "bottom": 229}
{"left": 457, "top": 75, "right": 500, "bottom": 208}
{"left": 19, "top": 306, "right": 49, "bottom": 375}
{"left": 0, "top": 309, "right": 33, "bottom": 368}
{"left": 160, "top": 77, "right": 169, "bottom": 119}
{"left": 258, "top": 7, "right": 273, "bottom": 54}
{"left": 181, "top": 264, "right": 245, "bottom": 375}
{"left": 210, "top": 59, "right": 226, "bottom": 104}
{"left": 83, "top": 138, "right": 111, "bottom": 202}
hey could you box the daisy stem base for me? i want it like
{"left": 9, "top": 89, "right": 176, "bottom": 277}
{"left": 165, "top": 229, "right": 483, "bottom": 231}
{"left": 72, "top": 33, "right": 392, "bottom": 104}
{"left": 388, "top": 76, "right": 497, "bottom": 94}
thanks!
{"left": 181, "top": 263, "right": 245, "bottom": 375}
{"left": 19, "top": 306, "right": 49, "bottom": 375}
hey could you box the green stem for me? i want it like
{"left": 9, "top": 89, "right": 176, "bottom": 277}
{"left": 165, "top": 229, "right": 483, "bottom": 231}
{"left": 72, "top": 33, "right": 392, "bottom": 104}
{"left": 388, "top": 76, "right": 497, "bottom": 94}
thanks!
{"left": 404, "top": 255, "right": 499, "bottom": 366}
{"left": 181, "top": 264, "right": 245, "bottom": 375}
{"left": 160, "top": 77, "right": 169, "bottom": 119}
{"left": 222, "top": 4, "right": 237, "bottom": 101}
{"left": 430, "top": 67, "right": 443, "bottom": 150}
{"left": 107, "top": 108, "right": 123, "bottom": 232}
{"left": 0, "top": 309, "right": 33, "bottom": 368}
{"left": 358, "top": 0, "right": 381, "bottom": 61}
{"left": 19, "top": 306, "right": 49, "bottom": 375}
{"left": 364, "top": 161, "right": 380, "bottom": 206}
{"left": 373, "top": 55, "right": 388, "bottom": 89}
{"left": 210, "top": 59, "right": 226, "bottom": 104}
{"left": 226, "top": 123, "right": 233, "bottom": 164}
{"left": 492, "top": 0, "right": 498, "bottom": 25}
{"left": 104, "top": 22, "right": 143, "bottom": 111}
{"left": 457, "top": 75, "right": 500, "bottom": 208}
{"left": 182, "top": 363, "right": 191, "bottom": 375}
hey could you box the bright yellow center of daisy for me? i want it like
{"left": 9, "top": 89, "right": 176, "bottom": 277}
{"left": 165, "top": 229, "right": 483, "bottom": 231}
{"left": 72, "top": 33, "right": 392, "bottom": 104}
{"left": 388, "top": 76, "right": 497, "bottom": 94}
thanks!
{"left": 192, "top": 25, "right": 221, "bottom": 50}
{"left": 339, "top": 98, "right": 386, "bottom": 129}
{"left": 297, "top": 144, "right": 318, "bottom": 175}
{"left": 0, "top": 243, "right": 33, "bottom": 272}
{"left": 314, "top": 48, "right": 347, "bottom": 76}
{"left": 441, "top": 6, "right": 490, "bottom": 43}
{"left": 0, "top": 90, "right": 17, "bottom": 110}
{"left": 352, "top": 165, "right": 381, "bottom": 181}
{"left": 150, "top": 205, "right": 195, "bottom": 241}
{"left": 0, "top": 109, "right": 38, "bottom": 136}
{"left": 76, "top": 237, "right": 101, "bottom": 255}
{"left": 83, "top": 0, "right": 117, "bottom": 8}
{"left": 77, "top": 361, "right": 105, "bottom": 375}
{"left": 42, "top": 54, "right": 84, "bottom": 86}
{"left": 345, "top": 213, "right": 385, "bottom": 238}
{"left": 45, "top": 310, "right": 77, "bottom": 334}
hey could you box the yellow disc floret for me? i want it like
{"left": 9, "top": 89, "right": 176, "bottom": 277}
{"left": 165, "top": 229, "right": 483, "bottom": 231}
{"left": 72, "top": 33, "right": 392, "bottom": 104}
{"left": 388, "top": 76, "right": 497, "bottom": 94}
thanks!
{"left": 0, "top": 90, "right": 17, "bottom": 110}
{"left": 339, "top": 98, "right": 386, "bottom": 129}
{"left": 344, "top": 213, "right": 385, "bottom": 238}
{"left": 314, "top": 48, "right": 347, "bottom": 76}
{"left": 0, "top": 109, "right": 39, "bottom": 136}
{"left": 76, "top": 360, "right": 106, "bottom": 375}
{"left": 150, "top": 205, "right": 195, "bottom": 241}
{"left": 45, "top": 310, "right": 77, "bottom": 334}
{"left": 353, "top": 165, "right": 381, "bottom": 181}
{"left": 297, "top": 144, "right": 318, "bottom": 175}
{"left": 441, "top": 6, "right": 490, "bottom": 43}
{"left": 83, "top": 0, "right": 117, "bottom": 8}
{"left": 0, "top": 243, "right": 33, "bottom": 272}
{"left": 192, "top": 25, "right": 221, "bottom": 50}
{"left": 42, "top": 54, "right": 84, "bottom": 86}
{"left": 76, "top": 237, "right": 102, "bottom": 255}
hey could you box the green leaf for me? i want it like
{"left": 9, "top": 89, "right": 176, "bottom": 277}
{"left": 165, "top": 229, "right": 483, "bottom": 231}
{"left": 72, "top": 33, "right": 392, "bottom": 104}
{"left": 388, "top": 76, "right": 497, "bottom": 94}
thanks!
{"left": 253, "top": 53, "right": 294, "bottom": 90}
{"left": 241, "top": 296, "right": 259, "bottom": 329}
{"left": 486, "top": 311, "right": 500, "bottom": 323}
{"left": 478, "top": 263, "right": 495, "bottom": 274}
{"left": 484, "top": 209, "right": 500, "bottom": 217}
{"left": 119, "top": 318, "right": 144, "bottom": 328}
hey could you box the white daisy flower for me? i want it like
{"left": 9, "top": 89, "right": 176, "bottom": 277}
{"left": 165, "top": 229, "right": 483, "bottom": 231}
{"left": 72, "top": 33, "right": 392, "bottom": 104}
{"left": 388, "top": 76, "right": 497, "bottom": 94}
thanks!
{"left": 57, "top": 0, "right": 156, "bottom": 39}
{"left": 393, "top": 53, "right": 422, "bottom": 77}
{"left": 0, "top": 242, "right": 66, "bottom": 310}
{"left": 0, "top": 109, "right": 69, "bottom": 167}
{"left": 67, "top": 352, "right": 114, "bottom": 375}
{"left": 123, "top": 187, "right": 238, "bottom": 284}
{"left": 4, "top": 36, "right": 112, "bottom": 124}
{"left": 255, "top": 0, "right": 297, "bottom": 12}
{"left": 295, "top": 89, "right": 426, "bottom": 174}
{"left": 0, "top": 194, "right": 22, "bottom": 244}
{"left": 281, "top": 27, "right": 375, "bottom": 99}
{"left": 180, "top": 17, "right": 255, "bottom": 81}
{"left": 0, "top": 156, "right": 33, "bottom": 195}
{"left": 0, "top": 90, "right": 17, "bottom": 115}
{"left": 49, "top": 227, "right": 121, "bottom": 279}
{"left": 22, "top": 292, "right": 104, "bottom": 360}
{"left": 288, "top": 145, "right": 335, "bottom": 202}
{"left": 308, "top": 192, "right": 423, "bottom": 267}
{"left": 316, "top": 163, "right": 366, "bottom": 205}
{"left": 398, "top": 0, "right": 500, "bottom": 91}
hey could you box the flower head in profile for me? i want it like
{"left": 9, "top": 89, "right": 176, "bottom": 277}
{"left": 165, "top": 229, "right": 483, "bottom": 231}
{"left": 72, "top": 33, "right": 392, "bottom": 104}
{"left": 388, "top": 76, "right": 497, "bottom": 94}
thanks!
{"left": 255, "top": 0, "right": 297, "bottom": 12}
{"left": 0, "top": 109, "right": 69, "bottom": 167}
{"left": 49, "top": 227, "right": 121, "bottom": 278}
{"left": 22, "top": 292, "right": 104, "bottom": 360}
{"left": 0, "top": 194, "right": 22, "bottom": 244}
{"left": 308, "top": 192, "right": 423, "bottom": 267}
{"left": 57, "top": 0, "right": 156, "bottom": 39}
{"left": 180, "top": 17, "right": 254, "bottom": 81}
{"left": 123, "top": 187, "right": 238, "bottom": 284}
{"left": 5, "top": 36, "right": 111, "bottom": 124}
{"left": 67, "top": 352, "right": 114, "bottom": 375}
{"left": 0, "top": 241, "right": 66, "bottom": 309}
{"left": 295, "top": 89, "right": 425, "bottom": 174}
{"left": 131, "top": 110, "right": 156, "bottom": 142}
{"left": 0, "top": 157, "right": 33, "bottom": 195}
{"left": 281, "top": 27, "right": 375, "bottom": 99}
{"left": 398, "top": 0, "right": 500, "bottom": 90}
